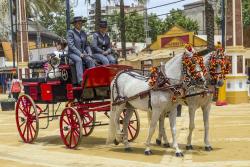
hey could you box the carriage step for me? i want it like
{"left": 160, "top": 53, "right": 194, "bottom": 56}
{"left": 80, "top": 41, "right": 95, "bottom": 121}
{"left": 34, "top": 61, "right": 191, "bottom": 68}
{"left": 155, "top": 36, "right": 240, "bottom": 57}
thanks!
{"left": 84, "top": 122, "right": 109, "bottom": 127}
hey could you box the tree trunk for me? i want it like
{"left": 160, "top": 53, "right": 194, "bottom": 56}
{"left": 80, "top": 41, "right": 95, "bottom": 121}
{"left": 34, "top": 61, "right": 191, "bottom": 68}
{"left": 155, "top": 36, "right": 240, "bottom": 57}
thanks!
{"left": 95, "top": 0, "right": 101, "bottom": 31}
{"left": 120, "top": 0, "right": 126, "bottom": 59}
{"left": 205, "top": 0, "right": 215, "bottom": 51}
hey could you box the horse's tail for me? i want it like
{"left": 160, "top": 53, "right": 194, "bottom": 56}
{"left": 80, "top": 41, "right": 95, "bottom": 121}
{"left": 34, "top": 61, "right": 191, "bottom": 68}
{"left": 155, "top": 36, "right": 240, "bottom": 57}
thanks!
{"left": 106, "top": 79, "right": 117, "bottom": 144}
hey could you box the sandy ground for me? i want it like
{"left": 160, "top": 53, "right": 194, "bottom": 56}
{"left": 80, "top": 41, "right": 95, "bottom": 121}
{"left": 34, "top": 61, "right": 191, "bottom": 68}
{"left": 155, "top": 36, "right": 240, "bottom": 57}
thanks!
{"left": 0, "top": 94, "right": 250, "bottom": 167}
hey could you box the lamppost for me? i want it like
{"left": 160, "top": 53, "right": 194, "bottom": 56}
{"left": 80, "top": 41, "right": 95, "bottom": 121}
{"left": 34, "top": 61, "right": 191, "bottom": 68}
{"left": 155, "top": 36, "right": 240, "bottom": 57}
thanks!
{"left": 221, "top": 0, "right": 225, "bottom": 48}
{"left": 9, "top": 0, "right": 15, "bottom": 67}
{"left": 66, "top": 0, "right": 70, "bottom": 31}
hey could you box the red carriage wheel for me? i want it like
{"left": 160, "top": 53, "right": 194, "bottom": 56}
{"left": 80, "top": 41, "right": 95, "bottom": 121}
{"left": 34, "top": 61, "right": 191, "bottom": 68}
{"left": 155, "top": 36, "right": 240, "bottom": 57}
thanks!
{"left": 15, "top": 94, "right": 39, "bottom": 143}
{"left": 60, "top": 107, "right": 82, "bottom": 149}
{"left": 81, "top": 111, "right": 96, "bottom": 136}
{"left": 120, "top": 110, "right": 140, "bottom": 142}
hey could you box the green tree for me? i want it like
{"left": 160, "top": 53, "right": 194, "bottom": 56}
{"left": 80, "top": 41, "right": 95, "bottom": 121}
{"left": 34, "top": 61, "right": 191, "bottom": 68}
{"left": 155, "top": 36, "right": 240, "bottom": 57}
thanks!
{"left": 243, "top": 0, "right": 250, "bottom": 26}
{"left": 119, "top": 0, "right": 147, "bottom": 58}
{"left": 125, "top": 12, "right": 145, "bottom": 42}
{"left": 162, "top": 9, "right": 199, "bottom": 34}
{"left": 27, "top": 0, "right": 63, "bottom": 18}
{"left": 108, "top": 9, "right": 199, "bottom": 43}
{"left": 40, "top": 9, "right": 74, "bottom": 37}
{"left": 148, "top": 14, "right": 164, "bottom": 42}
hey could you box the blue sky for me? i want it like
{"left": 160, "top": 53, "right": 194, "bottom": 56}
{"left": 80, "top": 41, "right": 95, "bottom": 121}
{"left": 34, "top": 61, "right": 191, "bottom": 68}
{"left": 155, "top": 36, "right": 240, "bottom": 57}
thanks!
{"left": 74, "top": 0, "right": 200, "bottom": 17}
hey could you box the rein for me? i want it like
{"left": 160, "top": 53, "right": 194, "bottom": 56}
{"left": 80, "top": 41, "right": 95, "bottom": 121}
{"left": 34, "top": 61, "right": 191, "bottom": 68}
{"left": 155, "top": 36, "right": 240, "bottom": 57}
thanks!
{"left": 112, "top": 68, "right": 184, "bottom": 106}
{"left": 183, "top": 90, "right": 213, "bottom": 98}
{"left": 112, "top": 53, "right": 209, "bottom": 107}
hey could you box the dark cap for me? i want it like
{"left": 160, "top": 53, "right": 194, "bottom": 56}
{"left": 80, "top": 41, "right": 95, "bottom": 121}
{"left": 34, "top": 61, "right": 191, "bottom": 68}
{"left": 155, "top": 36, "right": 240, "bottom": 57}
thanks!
{"left": 71, "top": 16, "right": 87, "bottom": 24}
{"left": 99, "top": 20, "right": 108, "bottom": 28}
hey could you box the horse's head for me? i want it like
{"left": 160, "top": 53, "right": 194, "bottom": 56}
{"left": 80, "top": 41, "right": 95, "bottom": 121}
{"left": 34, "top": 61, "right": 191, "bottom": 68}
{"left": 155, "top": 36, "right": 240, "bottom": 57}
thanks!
{"left": 182, "top": 52, "right": 207, "bottom": 87}
{"left": 207, "top": 48, "right": 231, "bottom": 87}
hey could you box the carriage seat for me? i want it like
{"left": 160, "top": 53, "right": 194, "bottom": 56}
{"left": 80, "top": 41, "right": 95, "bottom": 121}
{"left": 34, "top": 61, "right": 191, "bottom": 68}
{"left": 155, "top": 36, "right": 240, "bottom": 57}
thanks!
{"left": 28, "top": 60, "right": 47, "bottom": 69}
{"left": 22, "top": 77, "right": 59, "bottom": 83}
{"left": 22, "top": 77, "right": 46, "bottom": 83}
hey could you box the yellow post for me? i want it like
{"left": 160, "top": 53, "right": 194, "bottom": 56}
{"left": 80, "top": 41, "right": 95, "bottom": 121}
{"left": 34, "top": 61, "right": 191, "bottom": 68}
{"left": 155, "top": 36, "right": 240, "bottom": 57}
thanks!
{"left": 216, "top": 80, "right": 227, "bottom": 106}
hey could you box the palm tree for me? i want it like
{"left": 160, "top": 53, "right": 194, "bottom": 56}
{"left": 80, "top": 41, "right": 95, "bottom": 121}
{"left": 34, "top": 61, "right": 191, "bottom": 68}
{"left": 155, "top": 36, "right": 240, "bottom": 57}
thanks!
{"left": 85, "top": 0, "right": 106, "bottom": 31}
{"left": 119, "top": 0, "right": 148, "bottom": 59}
{"left": 205, "top": 0, "right": 215, "bottom": 51}
{"left": 95, "top": 0, "right": 102, "bottom": 31}
{"left": 0, "top": 0, "right": 9, "bottom": 40}
{"left": 119, "top": 0, "right": 126, "bottom": 58}
{"left": 27, "top": 0, "right": 63, "bottom": 18}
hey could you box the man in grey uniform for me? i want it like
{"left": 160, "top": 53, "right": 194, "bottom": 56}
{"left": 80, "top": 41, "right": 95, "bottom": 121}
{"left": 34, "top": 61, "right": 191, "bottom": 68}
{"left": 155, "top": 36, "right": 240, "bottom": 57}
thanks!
{"left": 67, "top": 16, "right": 95, "bottom": 85}
{"left": 92, "top": 20, "right": 116, "bottom": 65}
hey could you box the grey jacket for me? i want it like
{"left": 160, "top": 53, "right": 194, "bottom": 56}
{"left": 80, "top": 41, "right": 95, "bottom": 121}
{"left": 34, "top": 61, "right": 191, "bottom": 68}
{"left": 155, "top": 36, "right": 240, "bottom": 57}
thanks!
{"left": 92, "top": 32, "right": 112, "bottom": 54}
{"left": 67, "top": 29, "right": 92, "bottom": 56}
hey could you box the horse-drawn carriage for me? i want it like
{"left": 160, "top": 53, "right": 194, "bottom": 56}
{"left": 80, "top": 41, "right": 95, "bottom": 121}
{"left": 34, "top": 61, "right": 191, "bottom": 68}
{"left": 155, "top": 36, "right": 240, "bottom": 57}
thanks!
{"left": 15, "top": 54, "right": 140, "bottom": 148}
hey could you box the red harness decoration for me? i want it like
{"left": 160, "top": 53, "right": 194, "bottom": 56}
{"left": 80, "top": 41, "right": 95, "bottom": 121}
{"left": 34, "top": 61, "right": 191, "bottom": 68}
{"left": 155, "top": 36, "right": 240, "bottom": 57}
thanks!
{"left": 182, "top": 53, "right": 207, "bottom": 81}
{"left": 148, "top": 67, "right": 158, "bottom": 87}
{"left": 209, "top": 48, "right": 231, "bottom": 81}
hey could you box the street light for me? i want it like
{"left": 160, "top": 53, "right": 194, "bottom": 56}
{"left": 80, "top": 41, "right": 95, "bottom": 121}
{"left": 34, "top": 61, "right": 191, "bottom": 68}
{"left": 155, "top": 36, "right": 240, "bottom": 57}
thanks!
{"left": 9, "top": 0, "right": 16, "bottom": 67}
{"left": 66, "top": 0, "right": 70, "bottom": 31}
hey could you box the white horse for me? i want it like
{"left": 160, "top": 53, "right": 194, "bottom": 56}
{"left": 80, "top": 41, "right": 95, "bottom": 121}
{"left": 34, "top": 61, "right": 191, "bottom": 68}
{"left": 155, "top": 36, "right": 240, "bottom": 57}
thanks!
{"left": 107, "top": 52, "right": 207, "bottom": 156}
{"left": 156, "top": 50, "right": 227, "bottom": 151}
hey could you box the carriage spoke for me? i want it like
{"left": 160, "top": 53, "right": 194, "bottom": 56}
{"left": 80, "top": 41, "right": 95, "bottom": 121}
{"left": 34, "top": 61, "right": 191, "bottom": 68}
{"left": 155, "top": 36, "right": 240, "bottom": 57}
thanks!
{"left": 69, "top": 131, "right": 73, "bottom": 147}
{"left": 27, "top": 103, "right": 31, "bottom": 114}
{"left": 19, "top": 107, "right": 27, "bottom": 117}
{"left": 74, "top": 129, "right": 80, "bottom": 136}
{"left": 19, "top": 120, "right": 25, "bottom": 128}
{"left": 72, "top": 131, "right": 77, "bottom": 145}
{"left": 30, "top": 123, "right": 36, "bottom": 134}
{"left": 29, "top": 124, "right": 33, "bottom": 140}
{"left": 128, "top": 124, "right": 137, "bottom": 131}
{"left": 73, "top": 114, "right": 78, "bottom": 122}
{"left": 85, "top": 113, "right": 93, "bottom": 122}
{"left": 128, "top": 126, "right": 133, "bottom": 138}
{"left": 23, "top": 123, "right": 27, "bottom": 137}
{"left": 65, "top": 130, "right": 70, "bottom": 140}
{"left": 63, "top": 119, "right": 69, "bottom": 125}
{"left": 83, "top": 126, "right": 87, "bottom": 134}
{"left": 20, "top": 98, "right": 27, "bottom": 113}
{"left": 66, "top": 114, "right": 71, "bottom": 124}
{"left": 27, "top": 125, "right": 30, "bottom": 141}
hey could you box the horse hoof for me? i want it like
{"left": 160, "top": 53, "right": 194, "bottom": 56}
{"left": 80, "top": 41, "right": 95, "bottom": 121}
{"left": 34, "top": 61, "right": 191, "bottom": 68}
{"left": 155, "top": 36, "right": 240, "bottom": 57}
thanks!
{"left": 113, "top": 139, "right": 119, "bottom": 145}
{"left": 175, "top": 152, "right": 184, "bottom": 157}
{"left": 156, "top": 139, "right": 161, "bottom": 145}
{"left": 144, "top": 150, "right": 153, "bottom": 155}
{"left": 205, "top": 146, "right": 213, "bottom": 151}
{"left": 125, "top": 147, "right": 133, "bottom": 152}
{"left": 186, "top": 145, "right": 193, "bottom": 150}
{"left": 163, "top": 143, "right": 170, "bottom": 148}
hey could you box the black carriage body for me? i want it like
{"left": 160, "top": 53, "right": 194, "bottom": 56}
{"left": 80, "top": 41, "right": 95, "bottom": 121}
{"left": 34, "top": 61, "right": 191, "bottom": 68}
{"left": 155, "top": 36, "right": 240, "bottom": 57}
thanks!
{"left": 23, "top": 80, "right": 74, "bottom": 103}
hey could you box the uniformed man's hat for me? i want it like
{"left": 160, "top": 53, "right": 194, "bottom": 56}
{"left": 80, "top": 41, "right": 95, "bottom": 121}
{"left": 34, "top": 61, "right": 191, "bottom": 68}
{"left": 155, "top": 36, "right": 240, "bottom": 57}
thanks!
{"left": 99, "top": 20, "right": 108, "bottom": 28}
{"left": 71, "top": 16, "right": 87, "bottom": 24}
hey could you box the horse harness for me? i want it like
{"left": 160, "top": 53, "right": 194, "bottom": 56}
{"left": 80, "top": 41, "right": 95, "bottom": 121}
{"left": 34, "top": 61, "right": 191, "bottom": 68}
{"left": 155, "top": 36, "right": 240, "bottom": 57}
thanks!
{"left": 111, "top": 67, "right": 211, "bottom": 109}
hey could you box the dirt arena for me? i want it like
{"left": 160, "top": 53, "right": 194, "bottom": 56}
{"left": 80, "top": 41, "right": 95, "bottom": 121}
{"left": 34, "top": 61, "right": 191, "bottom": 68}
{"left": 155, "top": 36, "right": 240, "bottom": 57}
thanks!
{"left": 0, "top": 96, "right": 250, "bottom": 167}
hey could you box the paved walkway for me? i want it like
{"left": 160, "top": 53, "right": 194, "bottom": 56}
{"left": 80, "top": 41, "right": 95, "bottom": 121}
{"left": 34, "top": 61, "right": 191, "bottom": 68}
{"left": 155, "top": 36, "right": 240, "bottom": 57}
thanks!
{"left": 0, "top": 95, "right": 250, "bottom": 167}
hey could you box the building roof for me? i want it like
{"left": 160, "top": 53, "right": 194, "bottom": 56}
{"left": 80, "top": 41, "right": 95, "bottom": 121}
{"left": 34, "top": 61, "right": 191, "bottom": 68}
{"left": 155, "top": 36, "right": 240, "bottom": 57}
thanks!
{"left": 149, "top": 25, "right": 207, "bottom": 51}
{"left": 184, "top": 0, "right": 204, "bottom": 9}
{"left": 27, "top": 20, "right": 60, "bottom": 41}
{"left": 126, "top": 46, "right": 207, "bottom": 62}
